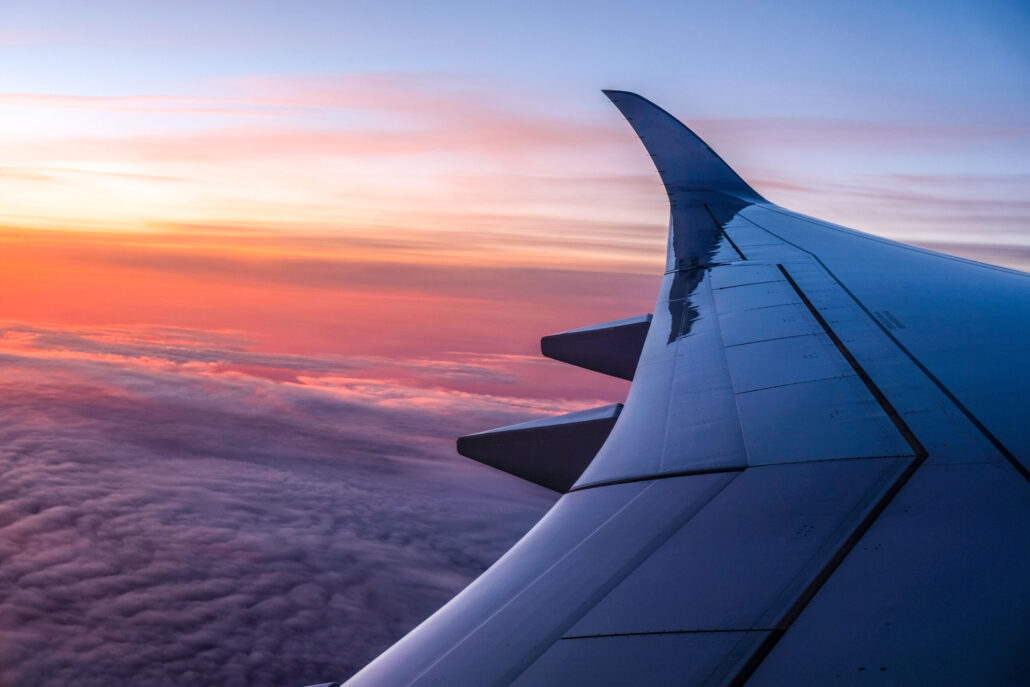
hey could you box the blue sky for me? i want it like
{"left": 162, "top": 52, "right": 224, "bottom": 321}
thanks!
{"left": 4, "top": 0, "right": 1027, "bottom": 116}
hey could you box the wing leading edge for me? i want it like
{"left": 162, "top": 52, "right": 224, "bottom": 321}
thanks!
{"left": 340, "top": 92, "right": 1030, "bottom": 686}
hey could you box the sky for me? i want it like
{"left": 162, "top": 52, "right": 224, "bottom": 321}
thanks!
{"left": 0, "top": 1, "right": 1027, "bottom": 685}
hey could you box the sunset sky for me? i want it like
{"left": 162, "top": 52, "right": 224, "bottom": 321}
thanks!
{"left": 1, "top": 1, "right": 1027, "bottom": 685}
{"left": 3, "top": 1, "right": 1028, "bottom": 365}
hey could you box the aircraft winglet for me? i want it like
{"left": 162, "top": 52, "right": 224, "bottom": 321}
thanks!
{"left": 603, "top": 90, "right": 764, "bottom": 205}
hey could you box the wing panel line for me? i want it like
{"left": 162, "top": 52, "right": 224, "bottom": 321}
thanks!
{"left": 564, "top": 629, "right": 774, "bottom": 639}
{"left": 777, "top": 265, "right": 926, "bottom": 460}
{"left": 569, "top": 466, "right": 746, "bottom": 493}
{"left": 727, "top": 456, "right": 923, "bottom": 686}
{"left": 723, "top": 265, "right": 933, "bottom": 686}
{"left": 706, "top": 204, "right": 748, "bottom": 260}
{"left": 740, "top": 210, "right": 1026, "bottom": 481}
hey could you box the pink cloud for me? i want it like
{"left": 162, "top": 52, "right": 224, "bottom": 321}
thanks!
{"left": 6, "top": 116, "right": 622, "bottom": 166}
{"left": 0, "top": 319, "right": 629, "bottom": 414}
{"left": 0, "top": 317, "right": 557, "bottom": 686}
{"left": 0, "top": 28, "right": 71, "bottom": 46}
{"left": 6, "top": 72, "right": 1024, "bottom": 278}
{"left": 0, "top": 92, "right": 281, "bottom": 116}
{"left": 2, "top": 73, "right": 626, "bottom": 166}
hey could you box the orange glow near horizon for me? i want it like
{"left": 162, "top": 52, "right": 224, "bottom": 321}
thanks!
{"left": 0, "top": 76, "right": 672, "bottom": 403}
{"left": 3, "top": 74, "right": 1028, "bottom": 409}
{"left": 0, "top": 217, "right": 655, "bottom": 406}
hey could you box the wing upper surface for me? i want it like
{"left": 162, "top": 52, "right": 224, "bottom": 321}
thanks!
{"left": 340, "top": 92, "right": 1030, "bottom": 687}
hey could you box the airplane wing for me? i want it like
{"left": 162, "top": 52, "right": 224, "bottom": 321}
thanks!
{"left": 340, "top": 91, "right": 1030, "bottom": 686}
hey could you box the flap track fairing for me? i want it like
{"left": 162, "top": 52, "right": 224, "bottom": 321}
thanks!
{"left": 541, "top": 314, "right": 652, "bottom": 381}
{"left": 456, "top": 404, "right": 623, "bottom": 492}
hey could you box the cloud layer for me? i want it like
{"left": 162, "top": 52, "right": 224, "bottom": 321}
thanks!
{"left": 0, "top": 323, "right": 582, "bottom": 686}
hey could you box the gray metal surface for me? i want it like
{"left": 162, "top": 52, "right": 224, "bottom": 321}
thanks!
{"left": 736, "top": 377, "right": 913, "bottom": 464}
{"left": 724, "top": 334, "right": 851, "bottom": 393}
{"left": 339, "top": 91, "right": 1030, "bottom": 687}
{"left": 568, "top": 458, "right": 911, "bottom": 637}
{"left": 512, "top": 633, "right": 767, "bottom": 687}
{"left": 576, "top": 266, "right": 748, "bottom": 486}
{"left": 712, "top": 280, "right": 800, "bottom": 313}
{"left": 717, "top": 303, "right": 821, "bottom": 347}
{"left": 746, "top": 461, "right": 1030, "bottom": 686}
{"left": 732, "top": 204, "right": 1030, "bottom": 472}
{"left": 344, "top": 474, "right": 738, "bottom": 687}
{"left": 577, "top": 251, "right": 920, "bottom": 485}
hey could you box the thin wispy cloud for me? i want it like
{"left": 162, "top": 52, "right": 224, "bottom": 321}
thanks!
{"left": 2, "top": 72, "right": 1025, "bottom": 274}
{"left": 0, "top": 92, "right": 285, "bottom": 116}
